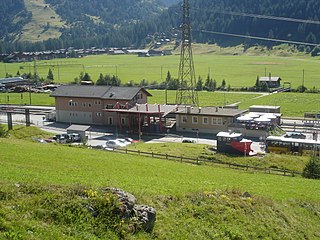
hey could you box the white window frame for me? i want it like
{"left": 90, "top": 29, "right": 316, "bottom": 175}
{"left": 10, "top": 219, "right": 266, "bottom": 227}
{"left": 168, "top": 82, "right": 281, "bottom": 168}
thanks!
{"left": 203, "top": 117, "right": 209, "bottom": 125}
{"left": 181, "top": 115, "right": 188, "bottom": 124}
{"left": 212, "top": 117, "right": 223, "bottom": 125}
{"left": 192, "top": 116, "right": 198, "bottom": 124}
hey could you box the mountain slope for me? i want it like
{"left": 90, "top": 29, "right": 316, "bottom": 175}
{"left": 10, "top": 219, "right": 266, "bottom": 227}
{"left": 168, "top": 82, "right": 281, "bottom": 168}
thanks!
{"left": 188, "top": 0, "right": 320, "bottom": 47}
{"left": 1, "top": 0, "right": 320, "bottom": 53}
{"left": 19, "top": 0, "right": 65, "bottom": 43}
{"left": 0, "top": 0, "right": 31, "bottom": 41}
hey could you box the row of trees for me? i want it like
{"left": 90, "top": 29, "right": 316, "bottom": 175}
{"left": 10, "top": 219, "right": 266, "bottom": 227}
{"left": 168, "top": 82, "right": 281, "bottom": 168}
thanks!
{"left": 65, "top": 71, "right": 231, "bottom": 91}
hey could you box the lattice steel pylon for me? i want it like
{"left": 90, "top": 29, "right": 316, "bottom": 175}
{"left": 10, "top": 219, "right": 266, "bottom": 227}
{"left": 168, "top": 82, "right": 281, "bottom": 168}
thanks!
{"left": 176, "top": 0, "right": 199, "bottom": 106}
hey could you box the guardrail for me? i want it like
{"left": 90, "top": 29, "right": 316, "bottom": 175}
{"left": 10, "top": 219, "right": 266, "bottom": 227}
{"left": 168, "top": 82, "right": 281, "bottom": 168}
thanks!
{"left": 106, "top": 147, "right": 303, "bottom": 178}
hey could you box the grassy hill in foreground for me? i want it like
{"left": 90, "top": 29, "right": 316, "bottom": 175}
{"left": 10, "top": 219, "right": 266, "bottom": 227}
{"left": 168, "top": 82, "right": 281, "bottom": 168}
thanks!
{"left": 0, "top": 126, "right": 320, "bottom": 239}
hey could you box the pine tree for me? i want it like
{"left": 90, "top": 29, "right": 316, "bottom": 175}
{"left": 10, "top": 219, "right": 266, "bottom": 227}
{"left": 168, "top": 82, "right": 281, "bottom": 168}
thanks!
{"left": 96, "top": 73, "right": 107, "bottom": 85}
{"left": 196, "top": 76, "right": 203, "bottom": 91}
{"left": 221, "top": 79, "right": 226, "bottom": 90}
{"left": 303, "top": 156, "right": 320, "bottom": 179}
{"left": 82, "top": 73, "right": 91, "bottom": 81}
{"left": 47, "top": 68, "right": 54, "bottom": 81}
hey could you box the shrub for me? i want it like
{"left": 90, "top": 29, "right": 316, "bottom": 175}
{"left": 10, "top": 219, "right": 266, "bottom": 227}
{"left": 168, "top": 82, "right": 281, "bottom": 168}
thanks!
{"left": 302, "top": 156, "right": 320, "bottom": 179}
{"left": 0, "top": 125, "right": 8, "bottom": 138}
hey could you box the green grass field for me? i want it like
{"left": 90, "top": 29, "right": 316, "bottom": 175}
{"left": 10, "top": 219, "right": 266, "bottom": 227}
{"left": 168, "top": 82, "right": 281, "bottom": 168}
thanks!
{"left": 0, "top": 92, "right": 54, "bottom": 106}
{"left": 1, "top": 126, "right": 320, "bottom": 239}
{"left": 128, "top": 142, "right": 309, "bottom": 173}
{"left": 2, "top": 53, "right": 320, "bottom": 89}
{"left": 0, "top": 90, "right": 318, "bottom": 117}
{"left": 239, "top": 92, "right": 320, "bottom": 117}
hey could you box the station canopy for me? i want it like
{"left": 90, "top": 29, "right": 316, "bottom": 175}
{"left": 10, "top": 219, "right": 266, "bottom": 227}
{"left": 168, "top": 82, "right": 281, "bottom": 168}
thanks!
{"left": 105, "top": 104, "right": 178, "bottom": 117}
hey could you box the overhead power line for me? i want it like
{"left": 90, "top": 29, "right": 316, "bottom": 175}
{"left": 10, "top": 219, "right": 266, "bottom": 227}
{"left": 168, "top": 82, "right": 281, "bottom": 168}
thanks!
{"left": 198, "top": 30, "right": 319, "bottom": 46}
{"left": 192, "top": 8, "right": 320, "bottom": 25}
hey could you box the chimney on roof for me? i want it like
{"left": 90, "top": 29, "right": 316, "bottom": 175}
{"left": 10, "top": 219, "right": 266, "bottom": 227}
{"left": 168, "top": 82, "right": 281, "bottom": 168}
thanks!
{"left": 198, "top": 107, "right": 202, "bottom": 113}
{"left": 216, "top": 107, "right": 218, "bottom": 112}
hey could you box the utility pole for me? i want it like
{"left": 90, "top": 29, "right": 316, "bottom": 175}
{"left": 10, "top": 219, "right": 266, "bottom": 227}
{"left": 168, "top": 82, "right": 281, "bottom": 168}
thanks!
{"left": 302, "top": 69, "right": 305, "bottom": 87}
{"left": 176, "top": 0, "right": 199, "bottom": 106}
{"left": 4, "top": 63, "right": 7, "bottom": 77}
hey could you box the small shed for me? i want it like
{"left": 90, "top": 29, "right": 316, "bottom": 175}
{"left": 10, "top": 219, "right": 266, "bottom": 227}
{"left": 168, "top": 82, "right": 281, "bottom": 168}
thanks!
{"left": 259, "top": 76, "right": 281, "bottom": 88}
{"left": 67, "top": 124, "right": 90, "bottom": 141}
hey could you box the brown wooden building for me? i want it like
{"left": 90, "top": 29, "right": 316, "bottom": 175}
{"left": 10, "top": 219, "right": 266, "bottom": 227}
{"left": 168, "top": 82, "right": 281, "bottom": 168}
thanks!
{"left": 50, "top": 85, "right": 151, "bottom": 126}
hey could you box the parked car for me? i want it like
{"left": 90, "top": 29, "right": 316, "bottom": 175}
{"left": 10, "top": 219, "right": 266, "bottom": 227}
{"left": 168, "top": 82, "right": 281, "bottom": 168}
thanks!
{"left": 116, "top": 138, "right": 131, "bottom": 146}
{"left": 105, "top": 140, "right": 124, "bottom": 149}
{"left": 53, "top": 134, "right": 71, "bottom": 144}
{"left": 182, "top": 139, "right": 196, "bottom": 143}
{"left": 68, "top": 133, "right": 81, "bottom": 142}
{"left": 284, "top": 132, "right": 306, "bottom": 139}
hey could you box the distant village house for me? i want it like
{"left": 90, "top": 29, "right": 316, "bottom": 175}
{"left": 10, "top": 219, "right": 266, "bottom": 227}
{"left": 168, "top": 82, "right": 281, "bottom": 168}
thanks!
{"left": 259, "top": 76, "right": 281, "bottom": 88}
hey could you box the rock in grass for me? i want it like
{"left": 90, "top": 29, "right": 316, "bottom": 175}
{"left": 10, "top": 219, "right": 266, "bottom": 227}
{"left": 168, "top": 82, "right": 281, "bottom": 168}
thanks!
{"left": 104, "top": 188, "right": 156, "bottom": 232}
{"left": 133, "top": 204, "right": 156, "bottom": 233}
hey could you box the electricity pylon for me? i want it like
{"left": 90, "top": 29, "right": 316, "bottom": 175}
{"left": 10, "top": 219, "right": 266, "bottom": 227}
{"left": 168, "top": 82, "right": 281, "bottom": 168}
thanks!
{"left": 176, "top": 0, "right": 199, "bottom": 106}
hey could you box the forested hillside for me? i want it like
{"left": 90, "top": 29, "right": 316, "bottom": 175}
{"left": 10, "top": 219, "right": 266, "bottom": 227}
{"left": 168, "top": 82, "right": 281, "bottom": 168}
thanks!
{"left": 189, "top": 0, "right": 320, "bottom": 47}
{"left": 0, "top": 0, "right": 31, "bottom": 42}
{"left": 1, "top": 0, "right": 320, "bottom": 53}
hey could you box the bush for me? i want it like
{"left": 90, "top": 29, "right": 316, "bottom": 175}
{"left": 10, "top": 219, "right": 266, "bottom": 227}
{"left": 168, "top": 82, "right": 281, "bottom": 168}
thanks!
{"left": 302, "top": 157, "right": 320, "bottom": 179}
{"left": 0, "top": 125, "right": 8, "bottom": 138}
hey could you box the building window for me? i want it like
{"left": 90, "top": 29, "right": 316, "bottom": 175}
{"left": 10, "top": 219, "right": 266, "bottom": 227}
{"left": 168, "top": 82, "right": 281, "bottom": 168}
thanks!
{"left": 96, "top": 112, "right": 102, "bottom": 117}
{"left": 95, "top": 100, "right": 101, "bottom": 105}
{"left": 121, "top": 117, "right": 126, "bottom": 125}
{"left": 88, "top": 103, "right": 92, "bottom": 107}
{"left": 203, "top": 117, "right": 209, "bottom": 125}
{"left": 69, "top": 101, "right": 77, "bottom": 107}
{"left": 181, "top": 116, "right": 187, "bottom": 124}
{"left": 106, "top": 104, "right": 114, "bottom": 109}
{"left": 212, "top": 117, "right": 223, "bottom": 125}
{"left": 192, "top": 116, "right": 198, "bottom": 124}
{"left": 108, "top": 117, "right": 113, "bottom": 125}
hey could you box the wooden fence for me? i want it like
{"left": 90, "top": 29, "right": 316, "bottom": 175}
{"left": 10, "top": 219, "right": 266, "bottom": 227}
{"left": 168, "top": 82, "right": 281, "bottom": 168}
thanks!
{"left": 107, "top": 147, "right": 302, "bottom": 178}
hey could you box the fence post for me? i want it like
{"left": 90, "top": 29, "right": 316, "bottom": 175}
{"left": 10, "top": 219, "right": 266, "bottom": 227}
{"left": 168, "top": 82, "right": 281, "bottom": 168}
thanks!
{"left": 138, "top": 150, "right": 140, "bottom": 155}
{"left": 126, "top": 148, "right": 127, "bottom": 154}
{"left": 166, "top": 154, "right": 168, "bottom": 160}
{"left": 196, "top": 158, "right": 199, "bottom": 164}
{"left": 152, "top": 152, "right": 154, "bottom": 158}
{"left": 181, "top": 155, "right": 183, "bottom": 163}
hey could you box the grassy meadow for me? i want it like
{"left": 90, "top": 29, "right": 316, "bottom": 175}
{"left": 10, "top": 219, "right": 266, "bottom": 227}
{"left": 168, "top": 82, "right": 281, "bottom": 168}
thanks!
{"left": 127, "top": 142, "right": 309, "bottom": 173}
{"left": 0, "top": 90, "right": 318, "bottom": 117}
{"left": 239, "top": 92, "right": 320, "bottom": 117}
{"left": 1, "top": 52, "right": 320, "bottom": 89}
{"left": 1, "top": 126, "right": 320, "bottom": 239}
